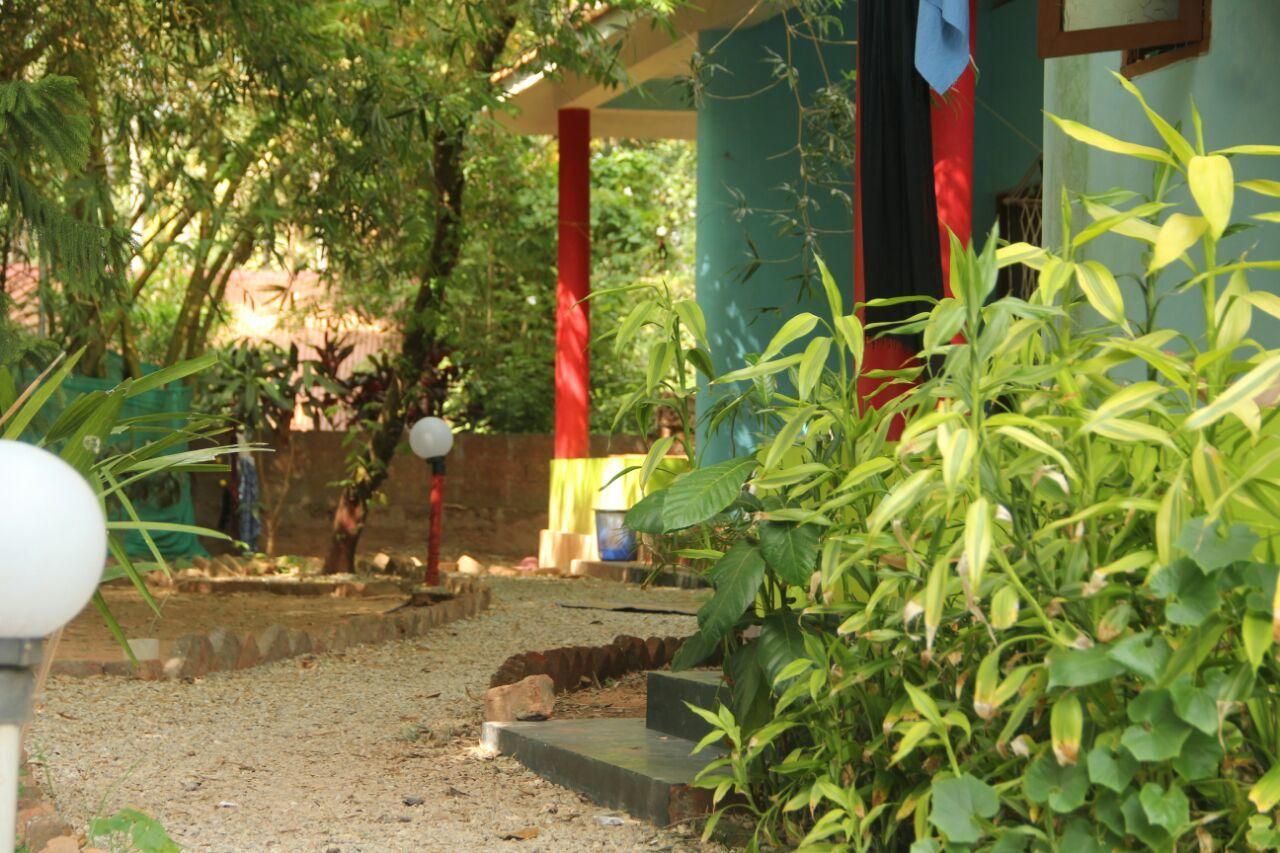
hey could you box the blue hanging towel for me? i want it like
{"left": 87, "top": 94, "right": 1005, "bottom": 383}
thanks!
{"left": 915, "top": 0, "right": 970, "bottom": 94}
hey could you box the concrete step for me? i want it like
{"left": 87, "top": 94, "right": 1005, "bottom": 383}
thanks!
{"left": 646, "top": 670, "right": 730, "bottom": 742}
{"left": 482, "top": 717, "right": 722, "bottom": 827}
{"left": 569, "top": 559, "right": 709, "bottom": 589}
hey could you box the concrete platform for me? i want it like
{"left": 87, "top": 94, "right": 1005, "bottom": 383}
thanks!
{"left": 646, "top": 671, "right": 729, "bottom": 741}
{"left": 482, "top": 717, "right": 722, "bottom": 827}
{"left": 569, "top": 559, "right": 708, "bottom": 589}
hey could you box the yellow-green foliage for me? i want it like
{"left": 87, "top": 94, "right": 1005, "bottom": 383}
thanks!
{"left": 624, "top": 77, "right": 1280, "bottom": 850}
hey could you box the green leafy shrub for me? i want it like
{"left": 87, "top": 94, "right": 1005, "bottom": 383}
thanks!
{"left": 623, "top": 79, "right": 1280, "bottom": 850}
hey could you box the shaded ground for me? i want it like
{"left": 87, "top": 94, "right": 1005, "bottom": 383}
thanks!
{"left": 58, "top": 586, "right": 405, "bottom": 662}
{"left": 556, "top": 670, "right": 649, "bottom": 721}
{"left": 29, "top": 576, "right": 721, "bottom": 852}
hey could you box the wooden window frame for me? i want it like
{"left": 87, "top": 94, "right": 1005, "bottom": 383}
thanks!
{"left": 1121, "top": 0, "right": 1212, "bottom": 77}
{"left": 1038, "top": 0, "right": 1206, "bottom": 59}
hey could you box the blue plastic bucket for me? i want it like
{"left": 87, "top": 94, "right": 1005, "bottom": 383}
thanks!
{"left": 595, "top": 509, "right": 638, "bottom": 561}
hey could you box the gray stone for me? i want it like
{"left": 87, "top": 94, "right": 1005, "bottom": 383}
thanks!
{"left": 208, "top": 628, "right": 241, "bottom": 672}
{"left": 257, "top": 625, "right": 292, "bottom": 663}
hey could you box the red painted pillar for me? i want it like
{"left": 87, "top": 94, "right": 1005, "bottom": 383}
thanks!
{"left": 555, "top": 108, "right": 591, "bottom": 460}
{"left": 930, "top": 0, "right": 977, "bottom": 298}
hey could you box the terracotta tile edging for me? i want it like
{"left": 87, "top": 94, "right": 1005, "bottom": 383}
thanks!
{"left": 488, "top": 632, "right": 714, "bottom": 695}
{"left": 50, "top": 574, "right": 492, "bottom": 680}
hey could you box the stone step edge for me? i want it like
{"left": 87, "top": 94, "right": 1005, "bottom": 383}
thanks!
{"left": 51, "top": 574, "right": 490, "bottom": 680}
{"left": 481, "top": 718, "right": 719, "bottom": 828}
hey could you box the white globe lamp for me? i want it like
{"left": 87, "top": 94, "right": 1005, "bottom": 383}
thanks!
{"left": 409, "top": 416, "right": 454, "bottom": 460}
{"left": 0, "top": 440, "right": 107, "bottom": 639}
{"left": 0, "top": 439, "right": 107, "bottom": 853}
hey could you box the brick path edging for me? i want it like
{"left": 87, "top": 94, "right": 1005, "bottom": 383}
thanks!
{"left": 489, "top": 633, "right": 721, "bottom": 695}
{"left": 52, "top": 574, "right": 491, "bottom": 680}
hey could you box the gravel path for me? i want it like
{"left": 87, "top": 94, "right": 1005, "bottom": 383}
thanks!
{"left": 28, "top": 577, "right": 718, "bottom": 852}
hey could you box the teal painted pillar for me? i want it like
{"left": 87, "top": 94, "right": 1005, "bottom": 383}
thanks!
{"left": 695, "top": 10, "right": 857, "bottom": 463}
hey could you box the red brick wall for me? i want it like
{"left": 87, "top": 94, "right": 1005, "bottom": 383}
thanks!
{"left": 193, "top": 432, "right": 645, "bottom": 560}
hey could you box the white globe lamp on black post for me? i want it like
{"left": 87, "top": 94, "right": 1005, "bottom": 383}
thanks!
{"left": 409, "top": 417, "right": 454, "bottom": 586}
{"left": 0, "top": 440, "right": 107, "bottom": 853}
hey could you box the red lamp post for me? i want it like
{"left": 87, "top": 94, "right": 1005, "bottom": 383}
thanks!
{"left": 409, "top": 417, "right": 454, "bottom": 586}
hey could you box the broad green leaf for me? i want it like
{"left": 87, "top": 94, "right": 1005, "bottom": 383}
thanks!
{"left": 1090, "top": 381, "right": 1166, "bottom": 424}
{"left": 1168, "top": 677, "right": 1218, "bottom": 735}
{"left": 1108, "top": 632, "right": 1171, "bottom": 681}
{"left": 1048, "top": 114, "right": 1174, "bottom": 165}
{"left": 758, "top": 611, "right": 807, "bottom": 688}
{"left": 867, "top": 469, "right": 935, "bottom": 533}
{"left": 615, "top": 300, "right": 658, "bottom": 356}
{"left": 836, "top": 456, "right": 894, "bottom": 492}
{"left": 1087, "top": 744, "right": 1138, "bottom": 793}
{"left": 1047, "top": 645, "right": 1124, "bottom": 688}
{"left": 1176, "top": 517, "right": 1258, "bottom": 571}
{"left": 661, "top": 456, "right": 756, "bottom": 530}
{"left": 673, "top": 299, "right": 708, "bottom": 347}
{"left": 624, "top": 489, "right": 667, "bottom": 534}
{"left": 996, "top": 241, "right": 1047, "bottom": 269}
{"left": 671, "top": 628, "right": 719, "bottom": 671}
{"left": 754, "top": 462, "right": 829, "bottom": 490}
{"left": 995, "top": 426, "right": 1077, "bottom": 479}
{"left": 761, "top": 313, "right": 819, "bottom": 361}
{"left": 1086, "top": 417, "right": 1175, "bottom": 448}
{"left": 639, "top": 436, "right": 675, "bottom": 488}
{"left": 1138, "top": 782, "right": 1189, "bottom": 835}
{"left": 963, "top": 498, "right": 992, "bottom": 593}
{"left": 1082, "top": 199, "right": 1160, "bottom": 243}
{"left": 1214, "top": 144, "right": 1280, "bottom": 156}
{"left": 797, "top": 336, "right": 831, "bottom": 401}
{"left": 1074, "top": 201, "right": 1170, "bottom": 248}
{"left": 124, "top": 353, "right": 217, "bottom": 398}
{"left": 904, "top": 682, "right": 945, "bottom": 729}
{"left": 833, "top": 315, "right": 863, "bottom": 369}
{"left": 646, "top": 340, "right": 674, "bottom": 390}
{"left": 938, "top": 424, "right": 973, "bottom": 493}
{"left": 697, "top": 541, "right": 766, "bottom": 643}
{"left": 1150, "top": 558, "right": 1220, "bottom": 626}
{"left": 1244, "top": 612, "right": 1273, "bottom": 671}
{"left": 1025, "top": 753, "right": 1089, "bottom": 813}
{"left": 760, "top": 521, "right": 821, "bottom": 587}
{"left": 928, "top": 774, "right": 998, "bottom": 845}
{"left": 1113, "top": 72, "right": 1195, "bottom": 164}
{"left": 1240, "top": 179, "right": 1280, "bottom": 198}
{"left": 1150, "top": 213, "right": 1207, "bottom": 272}
{"left": 1075, "top": 260, "right": 1129, "bottom": 328}
{"left": 1188, "top": 154, "right": 1234, "bottom": 237}
{"left": 2, "top": 349, "right": 84, "bottom": 440}
{"left": 713, "top": 353, "right": 804, "bottom": 384}
{"left": 990, "top": 585, "right": 1020, "bottom": 629}
{"left": 1185, "top": 353, "right": 1280, "bottom": 430}
{"left": 763, "top": 406, "right": 815, "bottom": 471}
{"left": 890, "top": 721, "right": 933, "bottom": 766}
{"left": 1251, "top": 763, "right": 1280, "bottom": 812}
{"left": 922, "top": 555, "right": 947, "bottom": 653}
{"left": 815, "top": 254, "right": 843, "bottom": 318}
{"left": 1051, "top": 693, "right": 1084, "bottom": 766}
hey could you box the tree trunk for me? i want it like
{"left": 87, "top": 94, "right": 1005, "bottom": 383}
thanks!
{"left": 324, "top": 486, "right": 366, "bottom": 573}
{"left": 321, "top": 11, "right": 516, "bottom": 572}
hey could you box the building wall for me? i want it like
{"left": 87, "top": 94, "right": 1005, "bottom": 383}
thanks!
{"left": 192, "top": 432, "right": 645, "bottom": 560}
{"left": 973, "top": 0, "right": 1044, "bottom": 242}
{"left": 1043, "top": 1, "right": 1280, "bottom": 338}
{"left": 695, "top": 8, "right": 858, "bottom": 462}
{"left": 693, "top": 3, "right": 1043, "bottom": 462}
